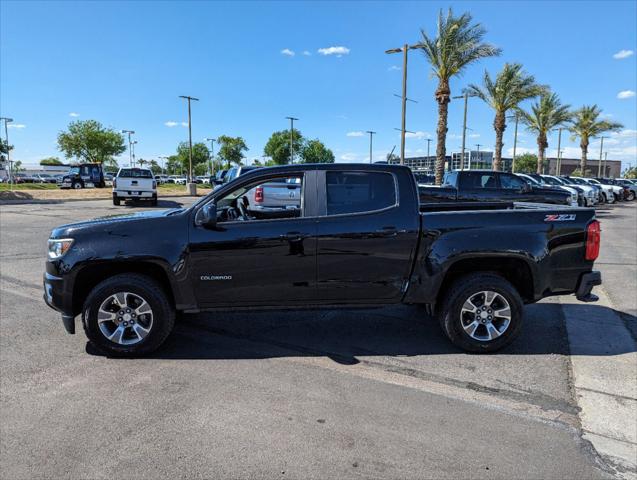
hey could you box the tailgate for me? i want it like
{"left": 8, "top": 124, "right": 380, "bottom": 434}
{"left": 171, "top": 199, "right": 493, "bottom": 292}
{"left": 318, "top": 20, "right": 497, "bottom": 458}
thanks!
{"left": 263, "top": 183, "right": 301, "bottom": 207}
{"left": 116, "top": 178, "right": 154, "bottom": 191}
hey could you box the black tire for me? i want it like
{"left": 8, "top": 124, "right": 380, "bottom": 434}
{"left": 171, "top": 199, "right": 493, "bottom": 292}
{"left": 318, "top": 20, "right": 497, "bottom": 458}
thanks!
{"left": 438, "top": 273, "right": 523, "bottom": 353}
{"left": 151, "top": 194, "right": 158, "bottom": 206}
{"left": 628, "top": 191, "right": 636, "bottom": 201}
{"left": 72, "top": 181, "right": 83, "bottom": 189}
{"left": 112, "top": 194, "right": 120, "bottom": 206}
{"left": 599, "top": 193, "right": 606, "bottom": 205}
{"left": 82, "top": 274, "right": 175, "bottom": 357}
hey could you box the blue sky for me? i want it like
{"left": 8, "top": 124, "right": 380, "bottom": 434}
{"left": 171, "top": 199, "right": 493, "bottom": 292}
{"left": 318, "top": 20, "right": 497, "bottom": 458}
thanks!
{"left": 2, "top": 1, "right": 636, "bottom": 170}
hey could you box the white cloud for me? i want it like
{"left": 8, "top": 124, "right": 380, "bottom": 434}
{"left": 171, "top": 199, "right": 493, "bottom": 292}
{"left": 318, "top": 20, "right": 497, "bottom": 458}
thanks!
{"left": 164, "top": 121, "right": 178, "bottom": 127}
{"left": 468, "top": 133, "right": 481, "bottom": 139}
{"left": 404, "top": 131, "right": 431, "bottom": 139}
{"left": 611, "top": 129, "right": 637, "bottom": 138}
{"left": 69, "top": 112, "right": 80, "bottom": 117}
{"left": 302, "top": 50, "right": 311, "bottom": 56}
{"left": 281, "top": 48, "right": 295, "bottom": 57}
{"left": 617, "top": 90, "right": 635, "bottom": 99}
{"left": 340, "top": 152, "right": 360, "bottom": 161}
{"left": 318, "top": 46, "right": 350, "bottom": 56}
{"left": 346, "top": 131, "right": 365, "bottom": 137}
{"left": 181, "top": 122, "right": 189, "bottom": 127}
{"left": 7, "top": 124, "right": 25, "bottom": 129}
{"left": 613, "top": 49, "right": 634, "bottom": 60}
{"left": 388, "top": 65, "right": 400, "bottom": 71}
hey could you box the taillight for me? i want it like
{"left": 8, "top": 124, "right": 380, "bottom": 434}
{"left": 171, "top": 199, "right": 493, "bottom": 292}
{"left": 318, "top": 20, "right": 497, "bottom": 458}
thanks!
{"left": 113, "top": 178, "right": 117, "bottom": 188}
{"left": 585, "top": 220, "right": 601, "bottom": 261}
{"left": 255, "top": 186, "right": 264, "bottom": 203}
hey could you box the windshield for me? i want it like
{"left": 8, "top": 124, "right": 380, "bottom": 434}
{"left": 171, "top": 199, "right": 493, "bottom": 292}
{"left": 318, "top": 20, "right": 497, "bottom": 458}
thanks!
{"left": 567, "top": 177, "right": 586, "bottom": 185}
{"left": 542, "top": 176, "right": 562, "bottom": 186}
{"left": 69, "top": 167, "right": 80, "bottom": 175}
{"left": 519, "top": 174, "right": 540, "bottom": 185}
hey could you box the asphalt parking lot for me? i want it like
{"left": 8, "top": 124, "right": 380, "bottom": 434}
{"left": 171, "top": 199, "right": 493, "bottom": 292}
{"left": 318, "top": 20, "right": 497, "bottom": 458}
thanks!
{"left": 1, "top": 198, "right": 635, "bottom": 479}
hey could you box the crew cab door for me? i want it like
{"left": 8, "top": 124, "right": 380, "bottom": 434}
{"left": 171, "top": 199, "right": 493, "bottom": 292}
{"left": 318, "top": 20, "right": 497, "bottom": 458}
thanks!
{"left": 457, "top": 171, "right": 503, "bottom": 201}
{"left": 188, "top": 170, "right": 318, "bottom": 307}
{"left": 315, "top": 169, "right": 420, "bottom": 303}
{"left": 498, "top": 172, "right": 535, "bottom": 202}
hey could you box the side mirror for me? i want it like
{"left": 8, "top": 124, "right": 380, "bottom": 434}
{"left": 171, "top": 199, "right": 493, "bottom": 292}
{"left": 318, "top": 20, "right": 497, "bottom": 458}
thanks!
{"left": 199, "top": 203, "right": 218, "bottom": 229}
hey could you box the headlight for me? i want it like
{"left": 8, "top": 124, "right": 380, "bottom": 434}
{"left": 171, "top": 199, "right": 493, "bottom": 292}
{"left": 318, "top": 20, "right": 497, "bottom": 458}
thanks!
{"left": 48, "top": 238, "right": 74, "bottom": 259}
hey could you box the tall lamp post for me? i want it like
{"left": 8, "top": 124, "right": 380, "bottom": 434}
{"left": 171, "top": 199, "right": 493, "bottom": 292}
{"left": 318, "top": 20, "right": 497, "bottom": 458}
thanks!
{"left": 476, "top": 143, "right": 482, "bottom": 168}
{"left": 366, "top": 131, "right": 376, "bottom": 164}
{"left": 385, "top": 43, "right": 419, "bottom": 165}
{"left": 555, "top": 127, "right": 563, "bottom": 176}
{"left": 131, "top": 140, "right": 138, "bottom": 168}
{"left": 121, "top": 130, "right": 135, "bottom": 167}
{"left": 285, "top": 117, "right": 298, "bottom": 164}
{"left": 452, "top": 93, "right": 470, "bottom": 170}
{"left": 509, "top": 112, "right": 520, "bottom": 173}
{"left": 0, "top": 117, "right": 13, "bottom": 188}
{"left": 597, "top": 136, "right": 606, "bottom": 177}
{"left": 179, "top": 95, "right": 199, "bottom": 191}
{"left": 205, "top": 137, "right": 216, "bottom": 176}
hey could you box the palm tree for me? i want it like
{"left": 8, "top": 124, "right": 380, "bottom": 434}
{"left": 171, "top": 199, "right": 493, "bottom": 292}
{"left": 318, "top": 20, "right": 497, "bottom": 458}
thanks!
{"left": 569, "top": 105, "right": 623, "bottom": 175}
{"left": 418, "top": 8, "right": 501, "bottom": 184}
{"left": 519, "top": 93, "right": 571, "bottom": 174}
{"left": 137, "top": 158, "right": 148, "bottom": 168}
{"left": 465, "top": 63, "right": 545, "bottom": 171}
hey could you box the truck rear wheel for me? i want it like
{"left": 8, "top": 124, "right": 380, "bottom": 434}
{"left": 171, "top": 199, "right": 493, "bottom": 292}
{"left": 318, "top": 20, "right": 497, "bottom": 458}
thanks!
{"left": 112, "top": 194, "right": 120, "bottom": 206}
{"left": 82, "top": 274, "right": 175, "bottom": 357}
{"left": 438, "top": 273, "right": 523, "bottom": 353}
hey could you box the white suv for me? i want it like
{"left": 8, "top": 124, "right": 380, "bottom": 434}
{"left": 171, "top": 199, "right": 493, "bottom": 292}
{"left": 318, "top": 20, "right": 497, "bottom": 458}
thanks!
{"left": 113, "top": 168, "right": 157, "bottom": 206}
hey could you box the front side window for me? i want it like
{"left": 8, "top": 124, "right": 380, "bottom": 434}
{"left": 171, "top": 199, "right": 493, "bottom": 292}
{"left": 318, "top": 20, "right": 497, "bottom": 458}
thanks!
{"left": 459, "top": 172, "right": 498, "bottom": 189}
{"left": 213, "top": 174, "right": 304, "bottom": 223}
{"left": 500, "top": 174, "right": 526, "bottom": 190}
{"left": 326, "top": 171, "right": 396, "bottom": 216}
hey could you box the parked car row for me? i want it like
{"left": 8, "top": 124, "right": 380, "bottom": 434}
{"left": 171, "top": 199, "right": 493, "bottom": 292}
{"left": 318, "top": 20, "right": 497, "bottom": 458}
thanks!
{"left": 415, "top": 169, "right": 636, "bottom": 207}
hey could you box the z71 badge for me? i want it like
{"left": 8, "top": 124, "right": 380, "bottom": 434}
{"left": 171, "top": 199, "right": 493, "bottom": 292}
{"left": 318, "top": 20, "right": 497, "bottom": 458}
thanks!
{"left": 544, "top": 214, "right": 576, "bottom": 222}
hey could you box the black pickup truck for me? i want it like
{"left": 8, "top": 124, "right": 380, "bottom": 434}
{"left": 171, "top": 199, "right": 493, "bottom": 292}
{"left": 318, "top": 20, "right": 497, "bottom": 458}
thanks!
{"left": 44, "top": 164, "right": 601, "bottom": 356}
{"left": 419, "top": 170, "right": 571, "bottom": 205}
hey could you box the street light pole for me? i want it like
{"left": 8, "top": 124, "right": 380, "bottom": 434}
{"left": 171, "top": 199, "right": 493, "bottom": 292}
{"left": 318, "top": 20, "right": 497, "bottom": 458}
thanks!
{"left": 476, "top": 143, "right": 482, "bottom": 168}
{"left": 366, "top": 131, "right": 376, "bottom": 164}
{"left": 452, "top": 93, "right": 469, "bottom": 170}
{"left": 285, "top": 117, "right": 298, "bottom": 164}
{"left": 386, "top": 43, "right": 419, "bottom": 165}
{"left": 512, "top": 112, "right": 519, "bottom": 172}
{"left": 131, "top": 141, "right": 138, "bottom": 168}
{"left": 205, "top": 137, "right": 216, "bottom": 175}
{"left": 179, "top": 95, "right": 199, "bottom": 185}
{"left": 603, "top": 151, "right": 608, "bottom": 177}
{"left": 0, "top": 117, "right": 13, "bottom": 187}
{"left": 597, "top": 136, "right": 606, "bottom": 177}
{"left": 555, "top": 127, "right": 562, "bottom": 176}
{"left": 121, "top": 130, "right": 135, "bottom": 167}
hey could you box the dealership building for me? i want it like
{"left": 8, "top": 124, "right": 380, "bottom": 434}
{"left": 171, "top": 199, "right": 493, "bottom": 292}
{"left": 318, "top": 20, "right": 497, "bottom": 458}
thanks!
{"left": 390, "top": 150, "right": 622, "bottom": 178}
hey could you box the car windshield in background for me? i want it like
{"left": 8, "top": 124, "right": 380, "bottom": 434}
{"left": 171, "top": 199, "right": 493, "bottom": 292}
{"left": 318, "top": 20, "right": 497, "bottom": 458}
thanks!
{"left": 118, "top": 169, "right": 153, "bottom": 178}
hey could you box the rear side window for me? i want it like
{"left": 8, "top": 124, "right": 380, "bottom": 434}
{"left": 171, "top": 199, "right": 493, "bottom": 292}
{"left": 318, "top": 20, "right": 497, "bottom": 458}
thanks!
{"left": 458, "top": 172, "right": 498, "bottom": 189}
{"left": 118, "top": 169, "right": 153, "bottom": 178}
{"left": 499, "top": 174, "right": 526, "bottom": 189}
{"left": 326, "top": 171, "right": 396, "bottom": 216}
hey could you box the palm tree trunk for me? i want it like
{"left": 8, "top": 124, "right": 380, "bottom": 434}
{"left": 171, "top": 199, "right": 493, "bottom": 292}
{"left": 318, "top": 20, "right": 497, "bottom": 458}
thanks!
{"left": 537, "top": 137, "right": 545, "bottom": 174}
{"left": 493, "top": 111, "right": 506, "bottom": 171}
{"left": 580, "top": 142, "right": 588, "bottom": 174}
{"left": 434, "top": 81, "right": 451, "bottom": 185}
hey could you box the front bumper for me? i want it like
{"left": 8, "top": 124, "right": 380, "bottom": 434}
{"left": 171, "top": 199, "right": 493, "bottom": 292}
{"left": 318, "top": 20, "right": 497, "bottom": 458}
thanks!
{"left": 575, "top": 271, "right": 601, "bottom": 302}
{"left": 43, "top": 270, "right": 76, "bottom": 334}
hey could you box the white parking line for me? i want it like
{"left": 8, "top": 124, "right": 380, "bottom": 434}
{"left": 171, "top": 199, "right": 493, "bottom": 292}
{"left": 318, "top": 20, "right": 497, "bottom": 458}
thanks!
{"left": 561, "top": 287, "right": 637, "bottom": 479}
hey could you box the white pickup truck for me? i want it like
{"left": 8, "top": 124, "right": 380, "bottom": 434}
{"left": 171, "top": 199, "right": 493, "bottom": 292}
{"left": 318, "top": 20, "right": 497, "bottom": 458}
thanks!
{"left": 246, "top": 177, "right": 302, "bottom": 214}
{"left": 112, "top": 168, "right": 157, "bottom": 206}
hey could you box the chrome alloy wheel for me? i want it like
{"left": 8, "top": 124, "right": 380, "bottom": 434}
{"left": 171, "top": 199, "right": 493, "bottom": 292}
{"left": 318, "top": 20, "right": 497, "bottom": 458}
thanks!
{"left": 97, "top": 292, "right": 153, "bottom": 345}
{"left": 460, "top": 290, "right": 511, "bottom": 342}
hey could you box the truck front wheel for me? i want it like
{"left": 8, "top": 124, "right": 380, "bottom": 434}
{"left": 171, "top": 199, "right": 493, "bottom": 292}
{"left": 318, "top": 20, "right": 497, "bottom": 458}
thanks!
{"left": 438, "top": 273, "right": 523, "bottom": 353}
{"left": 82, "top": 274, "right": 175, "bottom": 357}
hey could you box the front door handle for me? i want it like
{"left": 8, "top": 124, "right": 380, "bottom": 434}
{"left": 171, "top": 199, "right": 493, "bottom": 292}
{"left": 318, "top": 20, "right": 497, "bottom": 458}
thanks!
{"left": 375, "top": 226, "right": 399, "bottom": 237}
{"left": 280, "top": 231, "right": 307, "bottom": 241}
